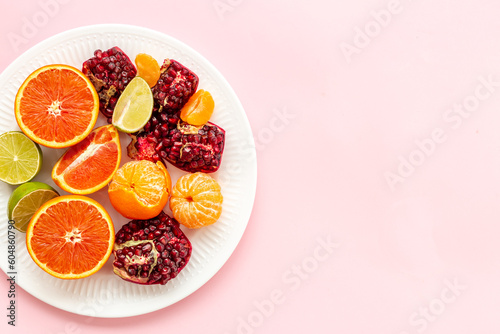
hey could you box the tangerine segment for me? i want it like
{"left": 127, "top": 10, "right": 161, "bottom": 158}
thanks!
{"left": 180, "top": 90, "right": 215, "bottom": 126}
{"left": 169, "top": 172, "right": 223, "bottom": 229}
{"left": 108, "top": 160, "right": 171, "bottom": 220}
{"left": 15, "top": 64, "right": 99, "bottom": 148}
{"left": 135, "top": 53, "right": 161, "bottom": 87}
{"left": 51, "top": 125, "right": 121, "bottom": 195}
{"left": 26, "top": 195, "right": 114, "bottom": 279}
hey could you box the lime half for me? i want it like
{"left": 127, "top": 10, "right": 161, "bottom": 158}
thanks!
{"left": 112, "top": 76, "right": 153, "bottom": 133}
{"left": 0, "top": 131, "right": 42, "bottom": 185}
{"left": 8, "top": 182, "right": 59, "bottom": 232}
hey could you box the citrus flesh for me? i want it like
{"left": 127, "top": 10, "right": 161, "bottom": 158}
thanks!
{"left": 180, "top": 90, "right": 215, "bottom": 126}
{"left": 51, "top": 125, "right": 121, "bottom": 195}
{"left": 135, "top": 53, "right": 161, "bottom": 87}
{"left": 112, "top": 76, "right": 153, "bottom": 133}
{"left": 15, "top": 64, "right": 99, "bottom": 148}
{"left": 0, "top": 131, "right": 42, "bottom": 185}
{"left": 8, "top": 182, "right": 59, "bottom": 232}
{"left": 26, "top": 195, "right": 114, "bottom": 279}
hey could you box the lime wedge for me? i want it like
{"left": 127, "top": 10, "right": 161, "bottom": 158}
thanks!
{"left": 8, "top": 181, "right": 59, "bottom": 232}
{"left": 112, "top": 76, "right": 153, "bottom": 133}
{"left": 0, "top": 131, "right": 42, "bottom": 185}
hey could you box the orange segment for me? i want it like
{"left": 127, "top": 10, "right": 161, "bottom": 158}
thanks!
{"left": 51, "top": 125, "right": 121, "bottom": 195}
{"left": 108, "top": 160, "right": 171, "bottom": 220}
{"left": 169, "top": 172, "right": 223, "bottom": 228}
{"left": 135, "top": 53, "right": 161, "bottom": 87}
{"left": 180, "top": 90, "right": 215, "bottom": 126}
{"left": 15, "top": 64, "right": 99, "bottom": 148}
{"left": 26, "top": 195, "right": 114, "bottom": 279}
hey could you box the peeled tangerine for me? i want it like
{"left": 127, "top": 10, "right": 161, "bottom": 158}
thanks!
{"left": 108, "top": 160, "right": 171, "bottom": 220}
{"left": 169, "top": 172, "right": 223, "bottom": 228}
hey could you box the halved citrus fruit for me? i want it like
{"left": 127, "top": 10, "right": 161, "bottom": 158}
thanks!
{"left": 0, "top": 131, "right": 42, "bottom": 185}
{"left": 51, "top": 125, "right": 121, "bottom": 195}
{"left": 26, "top": 195, "right": 114, "bottom": 279}
{"left": 169, "top": 172, "right": 223, "bottom": 228}
{"left": 15, "top": 64, "right": 99, "bottom": 148}
{"left": 108, "top": 160, "right": 171, "bottom": 220}
{"left": 8, "top": 182, "right": 59, "bottom": 233}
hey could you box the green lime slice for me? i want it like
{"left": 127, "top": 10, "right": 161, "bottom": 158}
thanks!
{"left": 7, "top": 181, "right": 59, "bottom": 232}
{"left": 0, "top": 131, "right": 42, "bottom": 185}
{"left": 112, "top": 76, "right": 153, "bottom": 133}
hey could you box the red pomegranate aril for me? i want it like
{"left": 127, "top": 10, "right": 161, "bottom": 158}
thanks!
{"left": 152, "top": 59, "right": 199, "bottom": 114}
{"left": 156, "top": 243, "right": 164, "bottom": 252}
{"left": 112, "top": 211, "right": 192, "bottom": 285}
{"left": 127, "top": 116, "right": 225, "bottom": 173}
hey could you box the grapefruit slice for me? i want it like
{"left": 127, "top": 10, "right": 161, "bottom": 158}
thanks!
{"left": 51, "top": 125, "right": 121, "bottom": 195}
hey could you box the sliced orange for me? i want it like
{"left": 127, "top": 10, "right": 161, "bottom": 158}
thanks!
{"left": 15, "top": 64, "right": 99, "bottom": 148}
{"left": 108, "top": 160, "right": 171, "bottom": 220}
{"left": 26, "top": 195, "right": 114, "bottom": 279}
{"left": 51, "top": 124, "right": 121, "bottom": 195}
{"left": 169, "top": 172, "right": 223, "bottom": 228}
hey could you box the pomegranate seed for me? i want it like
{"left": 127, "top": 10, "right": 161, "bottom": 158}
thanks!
{"left": 151, "top": 59, "right": 199, "bottom": 114}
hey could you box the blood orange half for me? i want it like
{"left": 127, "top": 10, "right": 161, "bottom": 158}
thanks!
{"left": 52, "top": 125, "right": 121, "bottom": 195}
{"left": 15, "top": 64, "right": 99, "bottom": 148}
{"left": 26, "top": 195, "right": 114, "bottom": 279}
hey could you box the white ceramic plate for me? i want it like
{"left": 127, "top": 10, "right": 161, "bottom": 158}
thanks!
{"left": 0, "top": 24, "right": 257, "bottom": 318}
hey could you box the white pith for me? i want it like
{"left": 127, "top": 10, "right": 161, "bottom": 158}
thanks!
{"left": 47, "top": 100, "right": 62, "bottom": 116}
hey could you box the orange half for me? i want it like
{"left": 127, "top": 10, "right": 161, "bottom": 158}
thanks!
{"left": 26, "top": 195, "right": 114, "bottom": 279}
{"left": 15, "top": 64, "right": 99, "bottom": 148}
{"left": 52, "top": 125, "right": 121, "bottom": 195}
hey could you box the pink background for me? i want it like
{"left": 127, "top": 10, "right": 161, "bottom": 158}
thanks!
{"left": 2, "top": 0, "right": 500, "bottom": 333}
